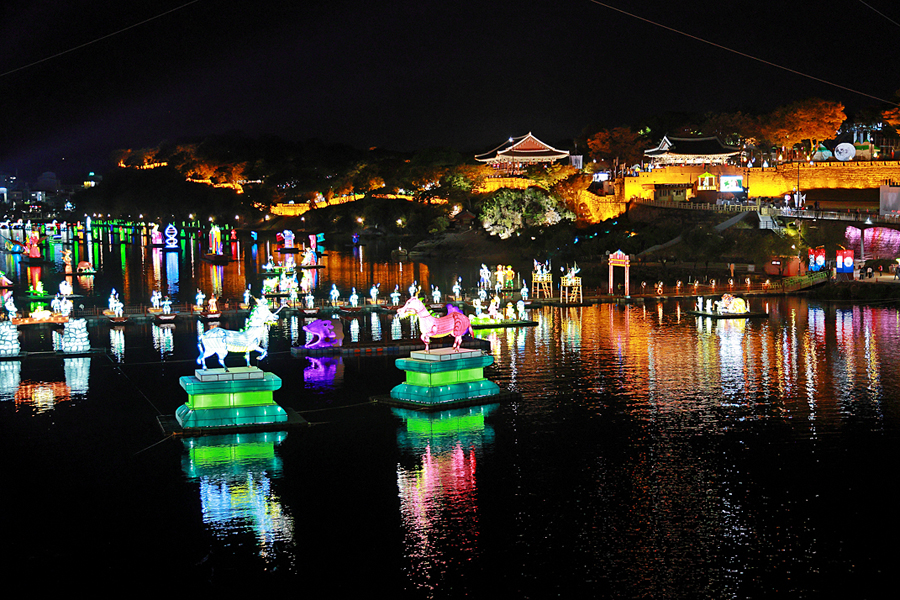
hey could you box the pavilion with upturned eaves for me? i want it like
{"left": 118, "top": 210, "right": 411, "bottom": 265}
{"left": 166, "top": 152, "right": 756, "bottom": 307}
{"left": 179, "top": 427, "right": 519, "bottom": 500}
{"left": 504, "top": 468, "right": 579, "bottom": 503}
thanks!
{"left": 476, "top": 133, "right": 570, "bottom": 175}
{"left": 644, "top": 136, "right": 740, "bottom": 166}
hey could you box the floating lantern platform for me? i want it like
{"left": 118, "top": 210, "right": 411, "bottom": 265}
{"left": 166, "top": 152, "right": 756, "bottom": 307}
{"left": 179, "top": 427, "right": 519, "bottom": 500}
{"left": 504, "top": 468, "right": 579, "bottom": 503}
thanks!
{"left": 470, "top": 319, "right": 537, "bottom": 329}
{"left": 164, "top": 366, "right": 306, "bottom": 436}
{"left": 687, "top": 310, "right": 768, "bottom": 319}
{"left": 372, "top": 347, "right": 517, "bottom": 411}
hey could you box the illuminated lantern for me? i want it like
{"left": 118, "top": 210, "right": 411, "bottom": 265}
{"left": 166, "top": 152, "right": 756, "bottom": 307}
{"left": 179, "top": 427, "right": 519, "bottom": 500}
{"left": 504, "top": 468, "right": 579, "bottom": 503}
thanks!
{"left": 164, "top": 224, "right": 179, "bottom": 249}
{"left": 836, "top": 249, "right": 854, "bottom": 273}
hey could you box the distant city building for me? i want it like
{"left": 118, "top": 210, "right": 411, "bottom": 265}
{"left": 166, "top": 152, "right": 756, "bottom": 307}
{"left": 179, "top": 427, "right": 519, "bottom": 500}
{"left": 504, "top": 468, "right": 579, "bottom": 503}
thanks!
{"left": 644, "top": 136, "right": 740, "bottom": 166}
{"left": 476, "top": 132, "right": 570, "bottom": 175}
{"left": 34, "top": 171, "right": 61, "bottom": 193}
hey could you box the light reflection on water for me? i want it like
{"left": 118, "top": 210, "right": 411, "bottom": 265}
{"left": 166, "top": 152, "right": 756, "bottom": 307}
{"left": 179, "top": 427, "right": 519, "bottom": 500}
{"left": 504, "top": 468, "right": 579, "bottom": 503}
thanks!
{"left": 3, "top": 280, "right": 899, "bottom": 595}
{"left": 181, "top": 432, "right": 295, "bottom": 570}
{"left": 394, "top": 406, "right": 494, "bottom": 594}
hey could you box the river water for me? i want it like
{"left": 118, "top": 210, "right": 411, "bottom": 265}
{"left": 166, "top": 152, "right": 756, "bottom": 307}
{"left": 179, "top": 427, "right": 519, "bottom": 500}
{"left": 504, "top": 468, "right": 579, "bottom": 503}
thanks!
{"left": 1, "top": 229, "right": 897, "bottom": 597}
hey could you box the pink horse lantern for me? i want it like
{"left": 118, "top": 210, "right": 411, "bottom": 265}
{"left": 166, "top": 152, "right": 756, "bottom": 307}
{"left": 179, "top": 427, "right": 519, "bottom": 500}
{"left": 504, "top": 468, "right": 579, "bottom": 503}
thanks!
{"left": 398, "top": 297, "right": 472, "bottom": 352}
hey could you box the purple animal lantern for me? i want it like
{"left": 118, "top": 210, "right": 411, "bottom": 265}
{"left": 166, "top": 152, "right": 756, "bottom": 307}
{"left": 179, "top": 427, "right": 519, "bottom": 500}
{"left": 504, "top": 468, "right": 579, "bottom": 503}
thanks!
{"left": 303, "top": 318, "right": 344, "bottom": 348}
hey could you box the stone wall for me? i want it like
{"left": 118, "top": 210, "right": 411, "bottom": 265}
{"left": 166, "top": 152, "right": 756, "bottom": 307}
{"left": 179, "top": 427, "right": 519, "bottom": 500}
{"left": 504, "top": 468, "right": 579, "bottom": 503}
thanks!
{"left": 620, "top": 161, "right": 900, "bottom": 201}
{"left": 577, "top": 189, "right": 627, "bottom": 223}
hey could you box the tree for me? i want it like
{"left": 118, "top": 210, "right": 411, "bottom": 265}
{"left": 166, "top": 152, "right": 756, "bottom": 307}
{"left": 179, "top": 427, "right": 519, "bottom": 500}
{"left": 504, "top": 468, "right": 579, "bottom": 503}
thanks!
{"left": 479, "top": 188, "right": 574, "bottom": 239}
{"left": 524, "top": 163, "right": 577, "bottom": 190}
{"left": 586, "top": 127, "right": 645, "bottom": 175}
{"left": 760, "top": 98, "right": 846, "bottom": 154}
{"left": 551, "top": 172, "right": 592, "bottom": 213}
{"left": 696, "top": 111, "right": 756, "bottom": 146}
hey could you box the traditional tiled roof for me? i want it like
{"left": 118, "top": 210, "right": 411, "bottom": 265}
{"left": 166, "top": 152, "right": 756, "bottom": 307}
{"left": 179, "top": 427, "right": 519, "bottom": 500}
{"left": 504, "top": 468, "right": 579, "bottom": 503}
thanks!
{"left": 644, "top": 136, "right": 740, "bottom": 164}
{"left": 476, "top": 132, "right": 570, "bottom": 164}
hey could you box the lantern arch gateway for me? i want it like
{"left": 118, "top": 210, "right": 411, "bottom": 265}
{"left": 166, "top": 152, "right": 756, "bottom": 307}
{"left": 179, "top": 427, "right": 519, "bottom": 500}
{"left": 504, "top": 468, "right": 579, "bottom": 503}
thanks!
{"left": 608, "top": 250, "right": 630, "bottom": 296}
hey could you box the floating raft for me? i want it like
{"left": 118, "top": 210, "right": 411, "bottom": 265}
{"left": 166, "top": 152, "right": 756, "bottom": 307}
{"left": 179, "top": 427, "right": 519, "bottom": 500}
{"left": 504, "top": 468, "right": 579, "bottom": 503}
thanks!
{"left": 291, "top": 337, "right": 490, "bottom": 357}
{"left": 168, "top": 367, "right": 307, "bottom": 436}
{"left": 370, "top": 346, "right": 519, "bottom": 411}
{"left": 687, "top": 310, "right": 768, "bottom": 319}
{"left": 470, "top": 319, "right": 537, "bottom": 330}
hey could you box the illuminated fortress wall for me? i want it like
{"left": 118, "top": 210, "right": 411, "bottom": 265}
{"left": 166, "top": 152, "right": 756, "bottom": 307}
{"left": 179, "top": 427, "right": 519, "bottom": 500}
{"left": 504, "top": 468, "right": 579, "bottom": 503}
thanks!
{"left": 578, "top": 189, "right": 627, "bottom": 223}
{"left": 621, "top": 162, "right": 900, "bottom": 201}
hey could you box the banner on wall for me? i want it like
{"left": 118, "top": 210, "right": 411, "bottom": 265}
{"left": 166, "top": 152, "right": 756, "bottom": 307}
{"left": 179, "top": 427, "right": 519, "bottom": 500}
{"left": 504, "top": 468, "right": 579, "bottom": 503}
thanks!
{"left": 836, "top": 249, "right": 854, "bottom": 273}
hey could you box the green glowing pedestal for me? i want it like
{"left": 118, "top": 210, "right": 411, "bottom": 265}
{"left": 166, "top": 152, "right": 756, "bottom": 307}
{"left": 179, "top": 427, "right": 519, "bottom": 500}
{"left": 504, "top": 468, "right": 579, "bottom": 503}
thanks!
{"left": 176, "top": 367, "right": 287, "bottom": 429}
{"left": 390, "top": 348, "right": 500, "bottom": 407}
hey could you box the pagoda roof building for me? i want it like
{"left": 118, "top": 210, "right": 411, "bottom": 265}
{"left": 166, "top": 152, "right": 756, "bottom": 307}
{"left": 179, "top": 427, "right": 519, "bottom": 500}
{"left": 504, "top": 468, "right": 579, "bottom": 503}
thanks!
{"left": 476, "top": 133, "right": 570, "bottom": 168}
{"left": 644, "top": 135, "right": 740, "bottom": 166}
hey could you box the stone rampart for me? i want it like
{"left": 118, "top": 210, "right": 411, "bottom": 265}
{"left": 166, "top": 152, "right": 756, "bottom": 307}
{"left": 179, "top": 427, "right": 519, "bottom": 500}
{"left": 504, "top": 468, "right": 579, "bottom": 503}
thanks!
{"left": 620, "top": 161, "right": 900, "bottom": 201}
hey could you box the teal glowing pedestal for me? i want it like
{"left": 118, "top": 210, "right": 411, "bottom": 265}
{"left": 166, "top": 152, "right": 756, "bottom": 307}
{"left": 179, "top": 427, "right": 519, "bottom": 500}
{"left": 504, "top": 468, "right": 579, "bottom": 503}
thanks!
{"left": 176, "top": 367, "right": 287, "bottom": 429}
{"left": 390, "top": 348, "right": 500, "bottom": 408}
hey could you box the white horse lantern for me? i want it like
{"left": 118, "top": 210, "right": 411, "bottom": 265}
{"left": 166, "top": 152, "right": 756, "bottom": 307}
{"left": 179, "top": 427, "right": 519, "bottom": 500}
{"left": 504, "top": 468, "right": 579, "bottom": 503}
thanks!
{"left": 197, "top": 300, "right": 281, "bottom": 370}
{"left": 397, "top": 296, "right": 472, "bottom": 352}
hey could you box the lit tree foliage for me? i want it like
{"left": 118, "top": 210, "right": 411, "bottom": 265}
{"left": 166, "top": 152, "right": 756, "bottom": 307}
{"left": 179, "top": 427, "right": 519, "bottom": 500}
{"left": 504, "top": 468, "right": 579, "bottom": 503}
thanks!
{"left": 479, "top": 188, "right": 574, "bottom": 239}
{"left": 551, "top": 172, "right": 592, "bottom": 213}
{"left": 586, "top": 127, "right": 645, "bottom": 174}
{"left": 760, "top": 98, "right": 846, "bottom": 150}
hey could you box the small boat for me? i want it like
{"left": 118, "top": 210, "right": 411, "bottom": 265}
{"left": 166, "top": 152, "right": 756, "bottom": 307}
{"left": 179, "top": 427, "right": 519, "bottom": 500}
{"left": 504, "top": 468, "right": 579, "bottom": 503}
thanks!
{"left": 104, "top": 312, "right": 128, "bottom": 324}
{"left": 201, "top": 253, "right": 231, "bottom": 264}
{"left": 687, "top": 310, "right": 768, "bottom": 319}
{"left": 155, "top": 312, "right": 177, "bottom": 323}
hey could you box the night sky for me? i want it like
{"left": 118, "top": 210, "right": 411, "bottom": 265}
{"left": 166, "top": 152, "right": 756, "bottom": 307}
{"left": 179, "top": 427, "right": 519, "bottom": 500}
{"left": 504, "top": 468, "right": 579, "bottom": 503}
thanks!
{"left": 2, "top": 0, "right": 897, "bottom": 181}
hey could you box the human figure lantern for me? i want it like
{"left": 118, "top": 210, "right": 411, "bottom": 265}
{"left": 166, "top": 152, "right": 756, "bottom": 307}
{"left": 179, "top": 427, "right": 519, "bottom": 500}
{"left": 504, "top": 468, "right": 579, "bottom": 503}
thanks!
{"left": 397, "top": 297, "right": 472, "bottom": 352}
{"left": 329, "top": 284, "right": 340, "bottom": 306}
{"left": 561, "top": 263, "right": 582, "bottom": 304}
{"left": 25, "top": 230, "right": 41, "bottom": 259}
{"left": 532, "top": 260, "right": 552, "bottom": 299}
{"left": 488, "top": 295, "right": 502, "bottom": 320}
{"left": 209, "top": 225, "right": 223, "bottom": 255}
{"left": 370, "top": 284, "right": 380, "bottom": 305}
{"left": 349, "top": 288, "right": 359, "bottom": 307}
{"left": 408, "top": 281, "right": 418, "bottom": 299}
{"left": 195, "top": 289, "right": 206, "bottom": 311}
{"left": 150, "top": 224, "right": 163, "bottom": 246}
{"left": 452, "top": 278, "right": 461, "bottom": 300}
{"left": 480, "top": 264, "right": 491, "bottom": 289}
{"left": 5, "top": 294, "right": 18, "bottom": 320}
{"left": 431, "top": 286, "right": 441, "bottom": 304}
{"left": 196, "top": 300, "right": 281, "bottom": 370}
{"left": 390, "top": 285, "right": 401, "bottom": 306}
{"left": 520, "top": 283, "right": 528, "bottom": 301}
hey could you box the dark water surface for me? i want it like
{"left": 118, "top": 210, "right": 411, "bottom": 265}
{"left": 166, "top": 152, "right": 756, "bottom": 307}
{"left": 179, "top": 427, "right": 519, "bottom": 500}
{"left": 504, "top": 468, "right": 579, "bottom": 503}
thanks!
{"left": 2, "top": 236, "right": 898, "bottom": 597}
